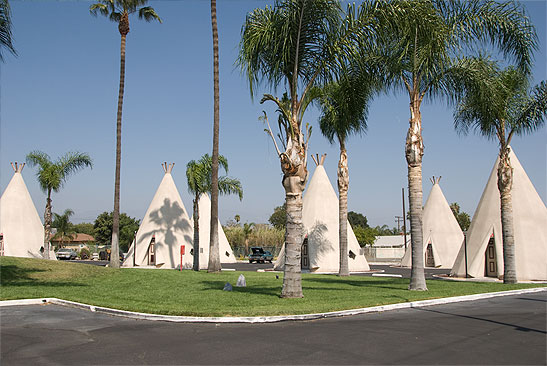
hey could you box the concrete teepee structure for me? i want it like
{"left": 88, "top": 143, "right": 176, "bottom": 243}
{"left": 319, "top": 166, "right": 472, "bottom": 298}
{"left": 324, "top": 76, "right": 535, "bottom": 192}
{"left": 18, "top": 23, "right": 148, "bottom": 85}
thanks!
{"left": 401, "top": 177, "right": 464, "bottom": 268}
{"left": 123, "top": 163, "right": 194, "bottom": 269}
{"left": 274, "top": 155, "right": 370, "bottom": 273}
{"left": 451, "top": 147, "right": 547, "bottom": 281}
{"left": 190, "top": 193, "right": 237, "bottom": 269}
{"left": 0, "top": 162, "right": 51, "bottom": 259}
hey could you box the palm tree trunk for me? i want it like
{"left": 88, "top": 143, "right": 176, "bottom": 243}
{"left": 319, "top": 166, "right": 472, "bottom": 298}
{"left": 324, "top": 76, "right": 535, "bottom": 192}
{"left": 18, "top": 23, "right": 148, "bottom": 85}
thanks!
{"left": 406, "top": 97, "right": 427, "bottom": 291}
{"left": 43, "top": 189, "right": 52, "bottom": 259}
{"left": 281, "top": 184, "right": 304, "bottom": 298}
{"left": 498, "top": 147, "right": 517, "bottom": 283}
{"left": 338, "top": 143, "right": 349, "bottom": 277}
{"left": 110, "top": 18, "right": 128, "bottom": 269}
{"left": 208, "top": 0, "right": 221, "bottom": 273}
{"left": 193, "top": 193, "right": 200, "bottom": 271}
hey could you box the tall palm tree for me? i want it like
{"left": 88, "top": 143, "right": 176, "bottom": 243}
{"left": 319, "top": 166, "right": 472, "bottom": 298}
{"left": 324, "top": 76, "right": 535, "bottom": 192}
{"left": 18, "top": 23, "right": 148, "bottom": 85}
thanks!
{"left": 90, "top": 0, "right": 161, "bottom": 268}
{"left": 237, "top": 0, "right": 374, "bottom": 298}
{"left": 242, "top": 222, "right": 255, "bottom": 256}
{"left": 372, "top": 0, "right": 537, "bottom": 290}
{"left": 454, "top": 60, "right": 546, "bottom": 284}
{"left": 0, "top": 0, "right": 16, "bottom": 61}
{"left": 209, "top": 0, "right": 221, "bottom": 273}
{"left": 26, "top": 151, "right": 93, "bottom": 259}
{"left": 318, "top": 68, "right": 377, "bottom": 276}
{"left": 52, "top": 209, "right": 77, "bottom": 249}
{"left": 186, "top": 154, "right": 243, "bottom": 271}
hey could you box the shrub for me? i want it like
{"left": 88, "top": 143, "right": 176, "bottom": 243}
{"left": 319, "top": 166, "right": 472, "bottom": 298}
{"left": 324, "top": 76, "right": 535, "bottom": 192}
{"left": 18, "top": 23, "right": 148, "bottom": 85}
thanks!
{"left": 79, "top": 247, "right": 90, "bottom": 260}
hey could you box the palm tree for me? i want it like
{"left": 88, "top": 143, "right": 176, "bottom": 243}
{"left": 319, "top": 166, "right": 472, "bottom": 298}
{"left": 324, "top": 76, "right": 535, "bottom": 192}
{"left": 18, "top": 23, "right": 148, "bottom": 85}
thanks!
{"left": 318, "top": 68, "right": 378, "bottom": 276}
{"left": 90, "top": 0, "right": 161, "bottom": 268}
{"left": 242, "top": 222, "right": 255, "bottom": 257}
{"left": 237, "top": 0, "right": 373, "bottom": 298}
{"left": 208, "top": 0, "right": 222, "bottom": 273}
{"left": 454, "top": 61, "right": 546, "bottom": 283}
{"left": 186, "top": 154, "right": 243, "bottom": 271}
{"left": 0, "top": 0, "right": 16, "bottom": 61}
{"left": 26, "top": 151, "right": 93, "bottom": 259}
{"left": 52, "top": 209, "right": 77, "bottom": 249}
{"left": 372, "top": 0, "right": 537, "bottom": 290}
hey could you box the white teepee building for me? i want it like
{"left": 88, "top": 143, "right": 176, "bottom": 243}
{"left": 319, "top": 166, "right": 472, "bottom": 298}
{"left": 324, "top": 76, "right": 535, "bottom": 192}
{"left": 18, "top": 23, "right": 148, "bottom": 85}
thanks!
{"left": 190, "top": 193, "right": 237, "bottom": 269}
{"left": 0, "top": 162, "right": 52, "bottom": 259}
{"left": 123, "top": 163, "right": 194, "bottom": 269}
{"left": 274, "top": 156, "right": 370, "bottom": 273}
{"left": 401, "top": 177, "right": 464, "bottom": 268}
{"left": 451, "top": 148, "right": 547, "bottom": 281}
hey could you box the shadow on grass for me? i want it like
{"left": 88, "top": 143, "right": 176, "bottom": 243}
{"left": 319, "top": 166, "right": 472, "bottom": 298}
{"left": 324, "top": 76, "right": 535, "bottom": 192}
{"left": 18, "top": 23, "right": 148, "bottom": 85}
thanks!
{"left": 0, "top": 264, "right": 87, "bottom": 288}
{"left": 200, "top": 280, "right": 281, "bottom": 297}
{"left": 303, "top": 276, "right": 409, "bottom": 290}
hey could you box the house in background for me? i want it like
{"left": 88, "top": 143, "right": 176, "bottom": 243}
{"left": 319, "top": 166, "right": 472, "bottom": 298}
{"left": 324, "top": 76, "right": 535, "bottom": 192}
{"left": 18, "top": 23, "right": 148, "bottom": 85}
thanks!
{"left": 50, "top": 233, "right": 95, "bottom": 251}
{"left": 363, "top": 235, "right": 409, "bottom": 263}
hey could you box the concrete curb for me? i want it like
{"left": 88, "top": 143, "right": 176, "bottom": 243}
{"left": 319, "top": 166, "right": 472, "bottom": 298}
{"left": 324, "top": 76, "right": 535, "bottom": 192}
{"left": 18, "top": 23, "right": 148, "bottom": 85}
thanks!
{"left": 1, "top": 287, "right": 545, "bottom": 323}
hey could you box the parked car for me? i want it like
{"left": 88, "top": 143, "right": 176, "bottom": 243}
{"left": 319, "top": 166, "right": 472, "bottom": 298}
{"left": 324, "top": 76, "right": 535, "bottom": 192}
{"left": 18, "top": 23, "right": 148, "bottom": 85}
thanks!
{"left": 56, "top": 248, "right": 78, "bottom": 260}
{"left": 92, "top": 253, "right": 99, "bottom": 260}
{"left": 248, "top": 247, "right": 273, "bottom": 263}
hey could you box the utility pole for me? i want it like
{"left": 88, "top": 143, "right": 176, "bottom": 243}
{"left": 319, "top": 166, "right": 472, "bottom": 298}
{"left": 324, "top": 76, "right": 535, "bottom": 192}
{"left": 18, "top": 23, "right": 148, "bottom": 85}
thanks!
{"left": 395, "top": 216, "right": 404, "bottom": 232}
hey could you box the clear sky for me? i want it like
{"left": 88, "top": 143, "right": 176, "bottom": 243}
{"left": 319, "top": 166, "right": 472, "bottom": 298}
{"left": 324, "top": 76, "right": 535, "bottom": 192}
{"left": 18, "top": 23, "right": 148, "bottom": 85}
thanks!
{"left": 1, "top": 0, "right": 546, "bottom": 229}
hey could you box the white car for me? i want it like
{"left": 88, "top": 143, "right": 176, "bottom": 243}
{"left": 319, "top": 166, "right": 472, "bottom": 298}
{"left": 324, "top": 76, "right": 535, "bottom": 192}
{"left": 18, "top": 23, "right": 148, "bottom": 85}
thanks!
{"left": 56, "top": 248, "right": 78, "bottom": 260}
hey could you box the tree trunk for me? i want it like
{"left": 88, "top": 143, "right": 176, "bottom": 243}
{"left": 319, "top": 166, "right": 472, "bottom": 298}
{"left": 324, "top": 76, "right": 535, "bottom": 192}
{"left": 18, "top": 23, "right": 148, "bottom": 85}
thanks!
{"left": 43, "top": 189, "right": 52, "bottom": 259}
{"left": 497, "top": 147, "right": 517, "bottom": 283}
{"left": 110, "top": 16, "right": 129, "bottom": 269}
{"left": 406, "top": 96, "right": 427, "bottom": 291}
{"left": 245, "top": 238, "right": 249, "bottom": 257}
{"left": 208, "top": 0, "right": 221, "bottom": 273}
{"left": 193, "top": 193, "right": 200, "bottom": 271}
{"left": 281, "top": 179, "right": 304, "bottom": 298}
{"left": 338, "top": 143, "right": 349, "bottom": 277}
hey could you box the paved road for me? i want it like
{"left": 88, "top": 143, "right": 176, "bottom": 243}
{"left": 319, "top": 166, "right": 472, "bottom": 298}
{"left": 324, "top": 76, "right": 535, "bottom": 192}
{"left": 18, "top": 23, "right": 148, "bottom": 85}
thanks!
{"left": 1, "top": 292, "right": 545, "bottom": 365}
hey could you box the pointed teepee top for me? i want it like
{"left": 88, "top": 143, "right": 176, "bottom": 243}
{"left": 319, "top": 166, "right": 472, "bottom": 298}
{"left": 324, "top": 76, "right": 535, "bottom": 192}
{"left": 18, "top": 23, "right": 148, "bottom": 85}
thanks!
{"left": 161, "top": 162, "right": 175, "bottom": 174}
{"left": 310, "top": 153, "right": 327, "bottom": 166}
{"left": 10, "top": 162, "right": 25, "bottom": 173}
{"left": 430, "top": 176, "right": 442, "bottom": 185}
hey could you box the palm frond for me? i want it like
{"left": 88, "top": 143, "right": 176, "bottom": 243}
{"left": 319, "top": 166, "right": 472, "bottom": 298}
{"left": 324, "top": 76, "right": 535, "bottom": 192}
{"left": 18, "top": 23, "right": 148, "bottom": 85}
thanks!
{"left": 0, "top": 0, "right": 17, "bottom": 61}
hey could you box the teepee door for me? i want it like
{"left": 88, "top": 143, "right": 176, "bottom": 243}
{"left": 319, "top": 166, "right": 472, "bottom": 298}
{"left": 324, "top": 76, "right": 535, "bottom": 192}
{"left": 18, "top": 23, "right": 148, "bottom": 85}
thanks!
{"left": 485, "top": 237, "right": 497, "bottom": 277}
{"left": 301, "top": 238, "right": 309, "bottom": 270}
{"left": 425, "top": 243, "right": 435, "bottom": 267}
{"left": 147, "top": 236, "right": 156, "bottom": 266}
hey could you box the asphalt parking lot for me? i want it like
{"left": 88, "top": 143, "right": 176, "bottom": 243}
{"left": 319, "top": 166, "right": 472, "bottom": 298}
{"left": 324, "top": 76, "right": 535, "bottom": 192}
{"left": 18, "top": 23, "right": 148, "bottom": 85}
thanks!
{"left": 1, "top": 291, "right": 545, "bottom": 365}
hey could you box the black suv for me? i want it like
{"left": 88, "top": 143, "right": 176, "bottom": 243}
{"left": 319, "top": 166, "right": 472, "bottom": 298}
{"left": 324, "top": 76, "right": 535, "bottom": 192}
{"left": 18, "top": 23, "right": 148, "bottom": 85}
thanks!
{"left": 248, "top": 247, "right": 273, "bottom": 263}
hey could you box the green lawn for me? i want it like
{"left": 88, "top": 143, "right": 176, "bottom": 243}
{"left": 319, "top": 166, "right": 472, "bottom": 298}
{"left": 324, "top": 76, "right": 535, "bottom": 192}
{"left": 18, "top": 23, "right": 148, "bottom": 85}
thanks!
{"left": 1, "top": 256, "right": 544, "bottom": 317}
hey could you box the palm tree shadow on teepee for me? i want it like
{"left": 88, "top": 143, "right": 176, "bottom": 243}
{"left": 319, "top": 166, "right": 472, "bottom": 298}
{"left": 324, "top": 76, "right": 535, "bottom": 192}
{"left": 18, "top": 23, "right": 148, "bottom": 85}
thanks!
{"left": 141, "top": 198, "right": 192, "bottom": 268}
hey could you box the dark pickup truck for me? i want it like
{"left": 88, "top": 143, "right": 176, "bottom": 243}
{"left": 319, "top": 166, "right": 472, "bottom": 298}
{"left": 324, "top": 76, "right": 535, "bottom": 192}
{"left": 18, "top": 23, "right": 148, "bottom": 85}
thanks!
{"left": 248, "top": 247, "right": 273, "bottom": 263}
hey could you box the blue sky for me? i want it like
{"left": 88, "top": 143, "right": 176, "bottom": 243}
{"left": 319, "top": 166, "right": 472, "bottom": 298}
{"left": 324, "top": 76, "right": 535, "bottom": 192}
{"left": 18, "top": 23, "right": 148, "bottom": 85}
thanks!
{"left": 1, "top": 0, "right": 546, "bottom": 229}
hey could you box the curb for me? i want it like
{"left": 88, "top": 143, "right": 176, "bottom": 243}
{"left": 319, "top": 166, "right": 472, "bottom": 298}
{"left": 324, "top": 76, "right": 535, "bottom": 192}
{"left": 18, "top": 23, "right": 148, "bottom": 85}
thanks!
{"left": 1, "top": 287, "right": 545, "bottom": 323}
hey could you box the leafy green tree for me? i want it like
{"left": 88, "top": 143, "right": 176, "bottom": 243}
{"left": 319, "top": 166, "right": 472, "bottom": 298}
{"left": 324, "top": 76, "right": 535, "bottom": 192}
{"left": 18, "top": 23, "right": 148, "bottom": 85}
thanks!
{"left": 238, "top": 0, "right": 374, "bottom": 297}
{"left": 449, "top": 203, "right": 471, "bottom": 232}
{"left": 347, "top": 211, "right": 369, "bottom": 229}
{"left": 373, "top": 0, "right": 536, "bottom": 291}
{"left": 90, "top": 0, "right": 161, "bottom": 268}
{"left": 72, "top": 223, "right": 95, "bottom": 236}
{"left": 268, "top": 204, "right": 287, "bottom": 231}
{"left": 26, "top": 151, "right": 93, "bottom": 259}
{"left": 0, "top": 0, "right": 16, "bottom": 61}
{"left": 186, "top": 154, "right": 243, "bottom": 271}
{"left": 52, "top": 209, "right": 77, "bottom": 249}
{"left": 454, "top": 61, "right": 546, "bottom": 283}
{"left": 93, "top": 212, "right": 141, "bottom": 252}
{"left": 318, "top": 66, "right": 379, "bottom": 276}
{"left": 353, "top": 226, "right": 377, "bottom": 247}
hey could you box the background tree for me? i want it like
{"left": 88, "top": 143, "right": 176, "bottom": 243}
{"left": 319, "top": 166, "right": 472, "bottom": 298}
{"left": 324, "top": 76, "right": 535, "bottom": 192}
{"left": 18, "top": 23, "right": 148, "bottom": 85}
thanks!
{"left": 51, "top": 209, "right": 77, "bottom": 249}
{"left": 72, "top": 222, "right": 95, "bottom": 236}
{"left": 353, "top": 226, "right": 377, "bottom": 247}
{"left": 347, "top": 211, "right": 369, "bottom": 229}
{"left": 186, "top": 154, "right": 243, "bottom": 271}
{"left": 318, "top": 67, "right": 377, "bottom": 276}
{"left": 238, "top": 0, "right": 373, "bottom": 297}
{"left": 208, "top": 0, "right": 222, "bottom": 273}
{"left": 0, "top": 0, "right": 16, "bottom": 61}
{"left": 268, "top": 204, "right": 287, "bottom": 231}
{"left": 26, "top": 150, "right": 93, "bottom": 259}
{"left": 373, "top": 0, "right": 536, "bottom": 290}
{"left": 90, "top": 0, "right": 161, "bottom": 268}
{"left": 242, "top": 222, "right": 255, "bottom": 256}
{"left": 449, "top": 202, "right": 471, "bottom": 231}
{"left": 234, "top": 215, "right": 240, "bottom": 225}
{"left": 454, "top": 61, "right": 546, "bottom": 283}
{"left": 93, "top": 211, "right": 141, "bottom": 252}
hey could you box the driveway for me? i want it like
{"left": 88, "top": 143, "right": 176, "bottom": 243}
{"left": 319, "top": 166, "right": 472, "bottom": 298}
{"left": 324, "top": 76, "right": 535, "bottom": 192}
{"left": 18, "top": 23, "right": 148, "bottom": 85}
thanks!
{"left": 1, "top": 291, "right": 545, "bottom": 365}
